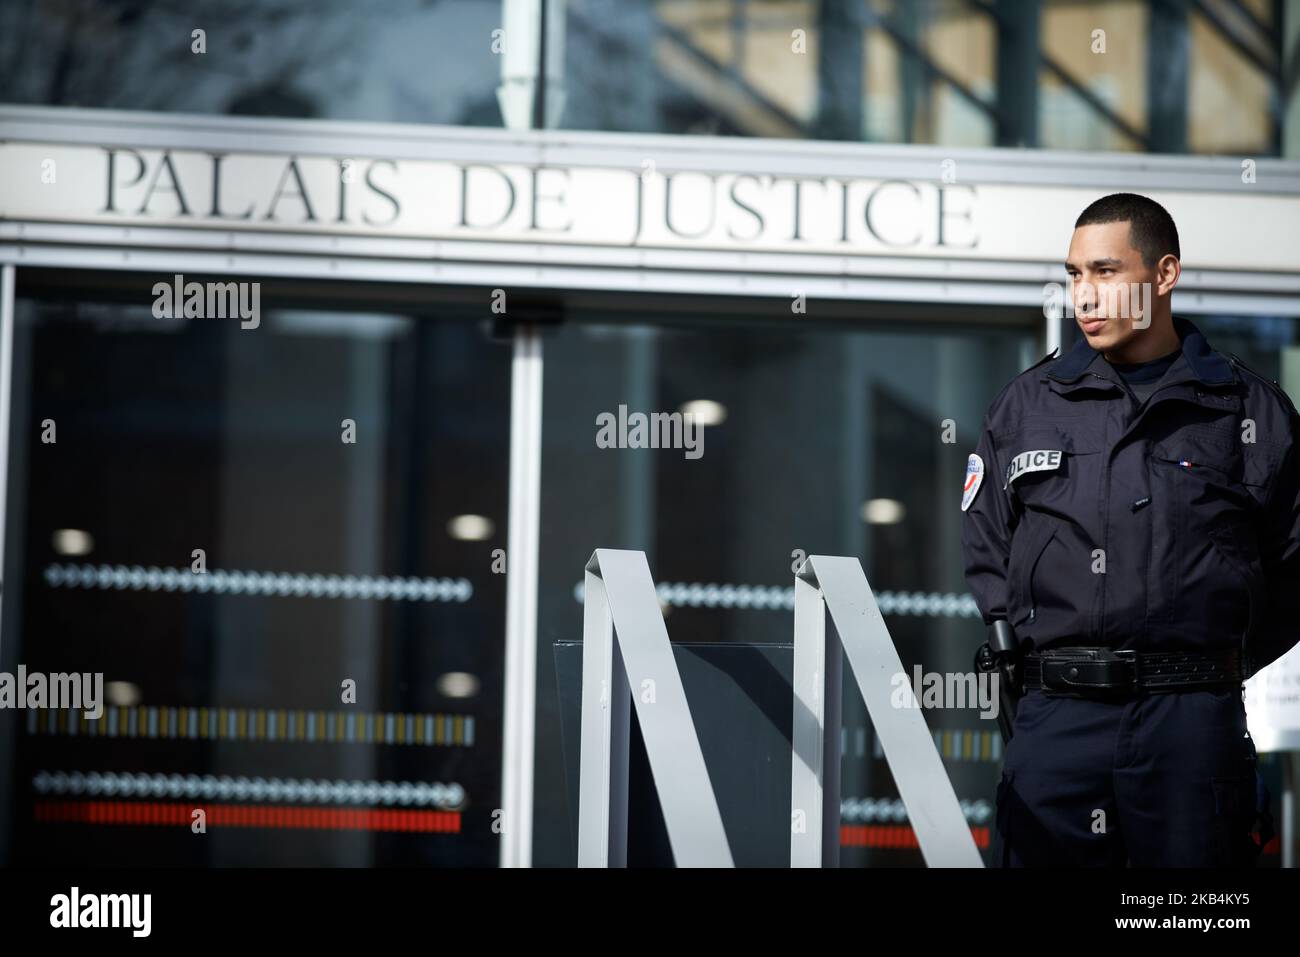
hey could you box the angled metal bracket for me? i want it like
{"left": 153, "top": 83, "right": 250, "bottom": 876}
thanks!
{"left": 790, "top": 555, "right": 983, "bottom": 867}
{"left": 577, "top": 548, "right": 734, "bottom": 867}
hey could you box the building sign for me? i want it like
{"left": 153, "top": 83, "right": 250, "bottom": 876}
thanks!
{"left": 2, "top": 142, "right": 1298, "bottom": 271}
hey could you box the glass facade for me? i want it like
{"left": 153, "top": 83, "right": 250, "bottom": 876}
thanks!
{"left": 0, "top": 0, "right": 1289, "bottom": 154}
{"left": 2, "top": 275, "right": 512, "bottom": 865}
{"left": 1, "top": 0, "right": 1297, "bottom": 871}
{"left": 533, "top": 306, "right": 1039, "bottom": 865}
{"left": 5, "top": 273, "right": 1295, "bottom": 866}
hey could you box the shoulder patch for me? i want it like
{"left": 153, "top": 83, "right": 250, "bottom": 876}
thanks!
{"left": 961, "top": 453, "right": 984, "bottom": 512}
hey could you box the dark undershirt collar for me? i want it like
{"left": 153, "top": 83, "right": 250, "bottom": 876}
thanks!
{"left": 1106, "top": 347, "right": 1181, "bottom": 384}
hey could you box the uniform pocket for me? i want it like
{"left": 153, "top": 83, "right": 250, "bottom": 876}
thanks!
{"left": 999, "top": 424, "right": 1101, "bottom": 512}
{"left": 1150, "top": 430, "right": 1255, "bottom": 514}
{"left": 1009, "top": 523, "right": 1055, "bottom": 627}
{"left": 1154, "top": 426, "right": 1284, "bottom": 493}
{"left": 1007, "top": 518, "right": 1098, "bottom": 640}
{"left": 1150, "top": 429, "right": 1262, "bottom": 639}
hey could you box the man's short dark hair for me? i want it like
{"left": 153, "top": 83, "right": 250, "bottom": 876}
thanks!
{"left": 1074, "top": 192, "right": 1180, "bottom": 267}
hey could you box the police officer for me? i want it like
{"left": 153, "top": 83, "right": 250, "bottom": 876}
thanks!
{"left": 961, "top": 192, "right": 1300, "bottom": 867}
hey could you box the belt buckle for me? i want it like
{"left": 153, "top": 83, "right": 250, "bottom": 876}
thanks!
{"left": 1041, "top": 648, "right": 1139, "bottom": 696}
{"left": 1111, "top": 649, "right": 1140, "bottom": 692}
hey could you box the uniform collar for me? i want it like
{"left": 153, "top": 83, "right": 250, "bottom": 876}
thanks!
{"left": 1045, "top": 315, "right": 1235, "bottom": 387}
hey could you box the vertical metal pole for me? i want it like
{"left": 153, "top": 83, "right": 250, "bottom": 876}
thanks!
{"left": 0, "top": 265, "right": 14, "bottom": 645}
{"left": 500, "top": 326, "right": 543, "bottom": 867}
{"left": 822, "top": 606, "right": 843, "bottom": 865}
{"left": 576, "top": 562, "right": 630, "bottom": 866}
{"left": 0, "top": 264, "right": 16, "bottom": 866}
{"left": 497, "top": 0, "right": 567, "bottom": 130}
{"left": 791, "top": 571, "right": 842, "bottom": 866}
{"left": 1044, "top": 301, "right": 1062, "bottom": 359}
{"left": 496, "top": 0, "right": 563, "bottom": 869}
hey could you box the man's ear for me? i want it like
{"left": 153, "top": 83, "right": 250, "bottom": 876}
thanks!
{"left": 1155, "top": 253, "right": 1180, "bottom": 298}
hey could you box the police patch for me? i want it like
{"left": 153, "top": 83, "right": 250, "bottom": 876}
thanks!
{"left": 1006, "top": 449, "right": 1063, "bottom": 487}
{"left": 961, "top": 453, "right": 984, "bottom": 512}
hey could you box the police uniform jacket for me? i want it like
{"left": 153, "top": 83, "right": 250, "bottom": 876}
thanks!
{"left": 961, "top": 316, "right": 1300, "bottom": 678}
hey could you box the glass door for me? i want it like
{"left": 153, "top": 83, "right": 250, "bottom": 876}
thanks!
{"left": 1, "top": 271, "right": 511, "bottom": 866}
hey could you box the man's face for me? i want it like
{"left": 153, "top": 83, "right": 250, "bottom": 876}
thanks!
{"left": 1064, "top": 221, "right": 1160, "bottom": 350}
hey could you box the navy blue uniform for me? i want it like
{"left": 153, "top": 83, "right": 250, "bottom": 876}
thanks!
{"left": 962, "top": 316, "right": 1300, "bottom": 866}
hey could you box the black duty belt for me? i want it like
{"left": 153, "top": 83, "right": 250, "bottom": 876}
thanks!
{"left": 1021, "top": 647, "right": 1242, "bottom": 695}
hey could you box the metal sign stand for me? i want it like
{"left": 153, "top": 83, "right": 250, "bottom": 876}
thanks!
{"left": 577, "top": 548, "right": 734, "bottom": 867}
{"left": 576, "top": 548, "right": 980, "bottom": 867}
{"left": 790, "top": 555, "right": 982, "bottom": 867}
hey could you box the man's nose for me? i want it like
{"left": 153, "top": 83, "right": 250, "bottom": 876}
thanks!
{"left": 1073, "top": 279, "right": 1097, "bottom": 315}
